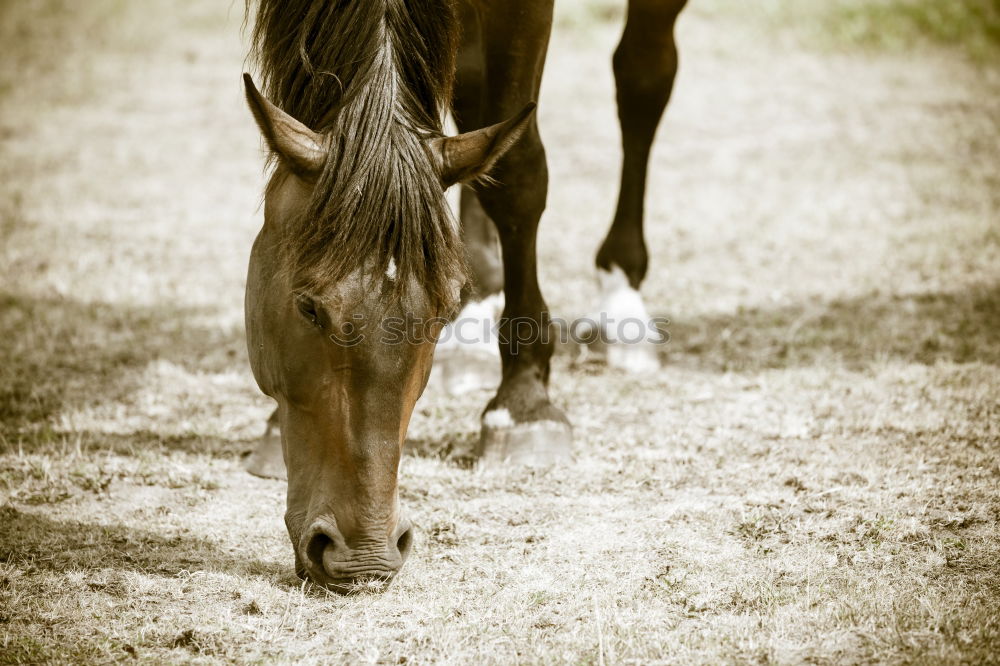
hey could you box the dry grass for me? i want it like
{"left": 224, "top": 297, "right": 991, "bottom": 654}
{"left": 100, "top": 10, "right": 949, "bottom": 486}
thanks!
{"left": 2, "top": 0, "right": 999, "bottom": 663}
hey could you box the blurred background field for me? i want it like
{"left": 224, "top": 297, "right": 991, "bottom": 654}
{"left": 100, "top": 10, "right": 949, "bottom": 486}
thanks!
{"left": 561, "top": 0, "right": 1000, "bottom": 61}
{"left": 706, "top": 0, "right": 1000, "bottom": 60}
{"left": 1, "top": 0, "right": 999, "bottom": 663}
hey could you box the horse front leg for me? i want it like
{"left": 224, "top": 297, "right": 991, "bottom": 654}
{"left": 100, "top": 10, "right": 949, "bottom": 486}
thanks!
{"left": 477, "top": 143, "right": 572, "bottom": 465}
{"left": 469, "top": 0, "right": 571, "bottom": 466}
{"left": 584, "top": 0, "right": 687, "bottom": 374}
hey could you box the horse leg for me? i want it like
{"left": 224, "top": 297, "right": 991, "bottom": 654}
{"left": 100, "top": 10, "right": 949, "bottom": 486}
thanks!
{"left": 584, "top": 0, "right": 687, "bottom": 374}
{"left": 431, "top": 7, "right": 504, "bottom": 395}
{"left": 468, "top": 0, "right": 570, "bottom": 466}
{"left": 245, "top": 406, "right": 286, "bottom": 480}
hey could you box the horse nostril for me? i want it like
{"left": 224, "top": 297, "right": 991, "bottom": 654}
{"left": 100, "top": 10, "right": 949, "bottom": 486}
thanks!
{"left": 305, "top": 531, "right": 333, "bottom": 570}
{"left": 300, "top": 519, "right": 410, "bottom": 591}
{"left": 396, "top": 524, "right": 413, "bottom": 561}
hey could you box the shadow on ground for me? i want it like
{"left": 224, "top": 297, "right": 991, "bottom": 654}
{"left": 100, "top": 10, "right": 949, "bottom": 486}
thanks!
{"left": 0, "top": 504, "right": 288, "bottom": 582}
{"left": 5, "top": 283, "right": 998, "bottom": 460}
{"left": 405, "top": 433, "right": 479, "bottom": 468}
{"left": 0, "top": 290, "right": 249, "bottom": 441}
{"left": 657, "top": 283, "right": 1000, "bottom": 372}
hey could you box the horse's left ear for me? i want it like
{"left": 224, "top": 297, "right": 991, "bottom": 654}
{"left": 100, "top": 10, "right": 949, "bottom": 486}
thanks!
{"left": 243, "top": 73, "right": 327, "bottom": 177}
{"left": 426, "top": 103, "right": 537, "bottom": 188}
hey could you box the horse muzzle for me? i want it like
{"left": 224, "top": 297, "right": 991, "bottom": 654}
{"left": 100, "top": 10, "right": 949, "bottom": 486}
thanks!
{"left": 296, "top": 515, "right": 414, "bottom": 593}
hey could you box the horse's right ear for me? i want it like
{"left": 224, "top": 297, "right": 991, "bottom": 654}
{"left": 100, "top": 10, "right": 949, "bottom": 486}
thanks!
{"left": 426, "top": 103, "right": 537, "bottom": 188}
{"left": 243, "top": 73, "right": 326, "bottom": 177}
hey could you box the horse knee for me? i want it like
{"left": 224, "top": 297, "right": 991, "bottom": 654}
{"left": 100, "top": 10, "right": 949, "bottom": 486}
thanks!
{"left": 475, "top": 132, "right": 548, "bottom": 229}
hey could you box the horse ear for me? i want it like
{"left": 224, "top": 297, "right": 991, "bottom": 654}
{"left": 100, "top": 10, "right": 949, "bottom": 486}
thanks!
{"left": 427, "top": 103, "right": 537, "bottom": 188}
{"left": 243, "top": 73, "right": 326, "bottom": 177}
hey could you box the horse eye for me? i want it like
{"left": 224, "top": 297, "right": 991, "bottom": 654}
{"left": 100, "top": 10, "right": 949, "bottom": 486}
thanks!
{"left": 295, "top": 295, "right": 321, "bottom": 326}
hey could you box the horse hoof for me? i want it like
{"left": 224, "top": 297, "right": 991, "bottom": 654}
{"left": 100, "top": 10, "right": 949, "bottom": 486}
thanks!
{"left": 431, "top": 349, "right": 501, "bottom": 395}
{"left": 573, "top": 335, "right": 663, "bottom": 375}
{"left": 477, "top": 413, "right": 573, "bottom": 467}
{"left": 606, "top": 339, "right": 661, "bottom": 374}
{"left": 245, "top": 431, "right": 286, "bottom": 480}
{"left": 574, "top": 265, "right": 666, "bottom": 375}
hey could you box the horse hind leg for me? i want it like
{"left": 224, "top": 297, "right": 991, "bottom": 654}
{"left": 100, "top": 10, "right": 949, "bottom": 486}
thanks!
{"left": 430, "top": 5, "right": 504, "bottom": 396}
{"left": 580, "top": 0, "right": 686, "bottom": 374}
{"left": 429, "top": 185, "right": 505, "bottom": 395}
{"left": 245, "top": 406, "right": 286, "bottom": 480}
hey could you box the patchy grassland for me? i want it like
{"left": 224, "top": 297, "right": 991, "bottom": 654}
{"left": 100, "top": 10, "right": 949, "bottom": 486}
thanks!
{"left": 693, "top": 0, "right": 1000, "bottom": 62}
{"left": 2, "top": 0, "right": 999, "bottom": 663}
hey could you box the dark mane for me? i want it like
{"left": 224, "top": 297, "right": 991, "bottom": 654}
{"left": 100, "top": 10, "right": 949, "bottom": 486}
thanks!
{"left": 247, "top": 0, "right": 464, "bottom": 310}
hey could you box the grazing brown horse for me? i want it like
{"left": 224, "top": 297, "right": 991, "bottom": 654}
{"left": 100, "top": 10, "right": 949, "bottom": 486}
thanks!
{"left": 243, "top": 0, "right": 686, "bottom": 591}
